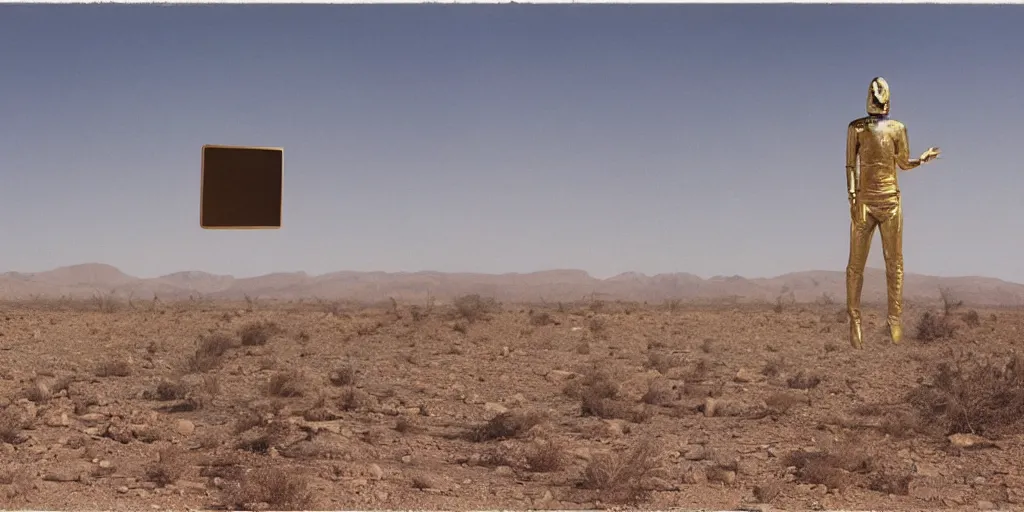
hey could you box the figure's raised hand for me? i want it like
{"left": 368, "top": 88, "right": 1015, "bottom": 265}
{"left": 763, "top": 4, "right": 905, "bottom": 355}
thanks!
{"left": 920, "top": 147, "right": 941, "bottom": 163}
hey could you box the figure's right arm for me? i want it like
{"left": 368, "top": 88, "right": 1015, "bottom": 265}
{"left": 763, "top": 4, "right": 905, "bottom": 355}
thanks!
{"left": 846, "top": 123, "right": 858, "bottom": 202}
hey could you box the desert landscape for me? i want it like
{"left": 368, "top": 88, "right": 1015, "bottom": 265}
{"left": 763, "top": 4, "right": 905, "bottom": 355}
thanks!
{"left": 1, "top": 264, "right": 1024, "bottom": 511}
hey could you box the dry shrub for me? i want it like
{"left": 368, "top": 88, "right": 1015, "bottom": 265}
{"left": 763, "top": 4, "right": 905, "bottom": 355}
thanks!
{"left": 580, "top": 438, "right": 665, "bottom": 504}
{"left": 237, "top": 421, "right": 290, "bottom": 454}
{"left": 154, "top": 379, "right": 188, "bottom": 401}
{"left": 641, "top": 378, "right": 677, "bottom": 406}
{"left": 94, "top": 359, "right": 132, "bottom": 377}
{"left": 226, "top": 467, "right": 314, "bottom": 511}
{"left": 565, "top": 365, "right": 620, "bottom": 400}
{"left": 453, "top": 294, "right": 498, "bottom": 323}
{"left": 787, "top": 371, "right": 822, "bottom": 390}
{"left": 878, "top": 411, "right": 924, "bottom": 438}
{"left": 753, "top": 482, "right": 782, "bottom": 503}
{"left": 240, "top": 321, "right": 280, "bottom": 346}
{"left": 907, "top": 353, "right": 1024, "bottom": 436}
{"left": 0, "top": 464, "right": 33, "bottom": 500}
{"left": 394, "top": 416, "right": 421, "bottom": 434}
{"left": 765, "top": 392, "right": 804, "bottom": 415}
{"left": 567, "top": 365, "right": 650, "bottom": 423}
{"left": 529, "top": 310, "right": 555, "bottom": 326}
{"left": 328, "top": 363, "right": 356, "bottom": 386}
{"left": 145, "top": 447, "right": 187, "bottom": 487}
{"left": 477, "top": 443, "right": 522, "bottom": 468}
{"left": 683, "top": 358, "right": 711, "bottom": 382}
{"left": 337, "top": 387, "right": 373, "bottom": 411}
{"left": 588, "top": 317, "right": 608, "bottom": 338}
{"left": 962, "top": 309, "right": 981, "bottom": 328}
{"left": 646, "top": 351, "right": 681, "bottom": 374}
{"left": 762, "top": 357, "right": 785, "bottom": 378}
{"left": 188, "top": 333, "right": 234, "bottom": 373}
{"left": 582, "top": 395, "right": 653, "bottom": 423}
{"left": 302, "top": 396, "right": 337, "bottom": 422}
{"left": 24, "top": 380, "right": 53, "bottom": 403}
{"left": 0, "top": 410, "right": 29, "bottom": 445}
{"left": 700, "top": 338, "right": 716, "bottom": 354}
{"left": 268, "top": 370, "right": 307, "bottom": 398}
{"left": 868, "top": 471, "right": 913, "bottom": 495}
{"left": 469, "top": 410, "right": 546, "bottom": 442}
{"left": 524, "top": 438, "right": 568, "bottom": 472}
{"left": 915, "top": 311, "right": 958, "bottom": 342}
{"left": 783, "top": 443, "right": 875, "bottom": 491}
{"left": 851, "top": 403, "right": 884, "bottom": 416}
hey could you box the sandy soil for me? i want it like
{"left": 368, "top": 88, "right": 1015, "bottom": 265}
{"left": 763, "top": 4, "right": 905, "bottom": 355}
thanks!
{"left": 1, "top": 297, "right": 1022, "bottom": 511}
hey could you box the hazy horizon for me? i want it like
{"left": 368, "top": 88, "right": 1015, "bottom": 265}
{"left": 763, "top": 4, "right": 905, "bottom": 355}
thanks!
{"left": 2, "top": 5, "right": 1022, "bottom": 283}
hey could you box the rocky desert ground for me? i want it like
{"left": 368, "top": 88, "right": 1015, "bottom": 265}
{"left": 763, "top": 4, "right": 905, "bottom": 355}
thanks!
{"left": 1, "top": 291, "right": 1024, "bottom": 511}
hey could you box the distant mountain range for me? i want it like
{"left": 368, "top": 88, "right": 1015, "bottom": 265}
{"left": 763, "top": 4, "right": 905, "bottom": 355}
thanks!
{"left": 2, "top": 263, "right": 1023, "bottom": 306}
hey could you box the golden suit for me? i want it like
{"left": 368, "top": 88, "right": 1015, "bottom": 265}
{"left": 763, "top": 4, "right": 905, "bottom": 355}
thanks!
{"left": 845, "top": 77, "right": 922, "bottom": 348}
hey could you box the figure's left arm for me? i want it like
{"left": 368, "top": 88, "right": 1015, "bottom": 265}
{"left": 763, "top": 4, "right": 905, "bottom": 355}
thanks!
{"left": 896, "top": 123, "right": 941, "bottom": 170}
{"left": 895, "top": 123, "right": 922, "bottom": 171}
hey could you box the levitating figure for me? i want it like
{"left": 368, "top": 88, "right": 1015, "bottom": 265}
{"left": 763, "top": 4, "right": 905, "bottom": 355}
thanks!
{"left": 845, "top": 77, "right": 941, "bottom": 349}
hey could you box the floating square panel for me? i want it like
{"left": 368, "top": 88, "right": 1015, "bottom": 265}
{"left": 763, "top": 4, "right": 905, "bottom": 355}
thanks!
{"left": 200, "top": 145, "right": 283, "bottom": 229}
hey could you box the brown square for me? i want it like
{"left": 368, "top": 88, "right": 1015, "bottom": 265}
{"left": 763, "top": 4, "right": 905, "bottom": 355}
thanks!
{"left": 200, "top": 145, "right": 283, "bottom": 229}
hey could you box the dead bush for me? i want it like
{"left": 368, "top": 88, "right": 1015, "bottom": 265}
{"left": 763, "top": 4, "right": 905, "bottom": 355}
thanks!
{"left": 524, "top": 439, "right": 568, "bottom": 472}
{"left": 188, "top": 333, "right": 234, "bottom": 373}
{"left": 469, "top": 410, "right": 546, "bottom": 442}
{"left": 683, "top": 358, "right": 711, "bottom": 383}
{"left": 868, "top": 471, "right": 913, "bottom": 495}
{"left": 564, "top": 365, "right": 620, "bottom": 400}
{"left": 580, "top": 438, "right": 666, "bottom": 504}
{"left": 641, "top": 379, "right": 677, "bottom": 406}
{"left": 453, "top": 294, "right": 498, "bottom": 323}
{"left": 239, "top": 321, "right": 280, "bottom": 346}
{"left": 529, "top": 310, "right": 555, "bottom": 326}
{"left": 153, "top": 379, "right": 189, "bottom": 401}
{"left": 765, "top": 392, "right": 804, "bottom": 415}
{"left": 783, "top": 443, "right": 875, "bottom": 491}
{"left": 787, "top": 371, "right": 822, "bottom": 390}
{"left": 907, "top": 353, "right": 1024, "bottom": 436}
{"left": 145, "top": 447, "right": 187, "bottom": 487}
{"left": 94, "top": 359, "right": 132, "bottom": 377}
{"left": 328, "top": 363, "right": 356, "bottom": 386}
{"left": 646, "top": 351, "right": 681, "bottom": 375}
{"left": 337, "top": 387, "right": 373, "bottom": 411}
{"left": 915, "top": 311, "right": 958, "bottom": 342}
{"left": 963, "top": 309, "right": 981, "bottom": 328}
{"left": 878, "top": 411, "right": 924, "bottom": 438}
{"left": 0, "top": 464, "right": 33, "bottom": 500}
{"left": 0, "top": 411, "right": 29, "bottom": 445}
{"left": 762, "top": 357, "right": 785, "bottom": 378}
{"left": 268, "top": 370, "right": 308, "bottom": 398}
{"left": 753, "top": 482, "right": 782, "bottom": 503}
{"left": 226, "top": 467, "right": 314, "bottom": 511}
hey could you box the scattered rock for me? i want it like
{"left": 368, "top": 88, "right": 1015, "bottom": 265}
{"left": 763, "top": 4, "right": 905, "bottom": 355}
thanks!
{"left": 484, "top": 402, "right": 508, "bottom": 414}
{"left": 369, "top": 464, "right": 385, "bottom": 480}
{"left": 545, "top": 370, "right": 577, "bottom": 383}
{"left": 682, "top": 469, "right": 707, "bottom": 485}
{"left": 977, "top": 500, "right": 996, "bottom": 510}
{"left": 703, "top": 397, "right": 717, "bottom": 417}
{"left": 734, "top": 369, "right": 756, "bottom": 383}
{"left": 494, "top": 465, "right": 514, "bottom": 476}
{"left": 174, "top": 419, "right": 195, "bottom": 437}
{"left": 949, "top": 433, "right": 997, "bottom": 449}
{"left": 683, "top": 446, "right": 707, "bottom": 461}
{"left": 914, "top": 462, "right": 941, "bottom": 478}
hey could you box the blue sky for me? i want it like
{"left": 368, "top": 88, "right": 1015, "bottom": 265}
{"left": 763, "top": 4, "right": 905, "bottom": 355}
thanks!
{"left": 1, "top": 5, "right": 1022, "bottom": 282}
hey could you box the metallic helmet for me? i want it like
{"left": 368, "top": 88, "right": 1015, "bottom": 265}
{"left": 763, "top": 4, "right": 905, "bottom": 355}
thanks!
{"left": 867, "top": 77, "right": 890, "bottom": 116}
